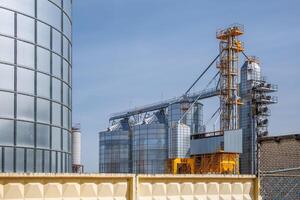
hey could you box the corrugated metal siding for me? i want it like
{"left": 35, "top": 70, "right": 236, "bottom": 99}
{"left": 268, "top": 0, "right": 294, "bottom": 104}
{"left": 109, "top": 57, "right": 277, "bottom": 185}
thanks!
{"left": 190, "top": 129, "right": 242, "bottom": 155}
{"left": 190, "top": 136, "right": 224, "bottom": 155}
{"left": 224, "top": 129, "right": 243, "bottom": 153}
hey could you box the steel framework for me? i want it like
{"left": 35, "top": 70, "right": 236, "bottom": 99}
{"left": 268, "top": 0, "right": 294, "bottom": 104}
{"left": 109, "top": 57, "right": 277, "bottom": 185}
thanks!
{"left": 216, "top": 24, "right": 244, "bottom": 131}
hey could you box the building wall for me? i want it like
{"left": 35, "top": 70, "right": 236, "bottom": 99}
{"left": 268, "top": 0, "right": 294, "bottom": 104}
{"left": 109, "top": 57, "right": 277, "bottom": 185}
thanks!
{"left": 0, "top": 174, "right": 259, "bottom": 200}
{"left": 0, "top": 0, "right": 72, "bottom": 172}
{"left": 259, "top": 135, "right": 300, "bottom": 174}
{"left": 259, "top": 135, "right": 300, "bottom": 199}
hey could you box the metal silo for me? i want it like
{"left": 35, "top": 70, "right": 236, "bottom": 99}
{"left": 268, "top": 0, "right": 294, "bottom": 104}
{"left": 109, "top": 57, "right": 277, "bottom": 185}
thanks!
{"left": 72, "top": 125, "right": 83, "bottom": 173}
{"left": 99, "top": 119, "right": 131, "bottom": 173}
{"left": 132, "top": 111, "right": 168, "bottom": 174}
{"left": 0, "top": 0, "right": 73, "bottom": 173}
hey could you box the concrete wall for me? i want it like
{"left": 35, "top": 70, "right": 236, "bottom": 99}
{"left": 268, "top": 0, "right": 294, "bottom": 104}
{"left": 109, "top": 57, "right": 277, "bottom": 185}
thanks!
{"left": 0, "top": 174, "right": 259, "bottom": 200}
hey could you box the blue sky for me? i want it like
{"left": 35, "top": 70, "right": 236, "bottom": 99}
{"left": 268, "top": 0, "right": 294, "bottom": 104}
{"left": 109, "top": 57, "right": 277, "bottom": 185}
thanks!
{"left": 73, "top": 0, "right": 300, "bottom": 172}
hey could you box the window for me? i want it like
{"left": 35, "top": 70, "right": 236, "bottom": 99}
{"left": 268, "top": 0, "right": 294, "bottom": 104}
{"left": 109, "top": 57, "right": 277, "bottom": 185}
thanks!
{"left": 63, "top": 0, "right": 72, "bottom": 18}
{"left": 44, "top": 150, "right": 50, "bottom": 172}
{"left": 16, "top": 148, "right": 25, "bottom": 172}
{"left": 69, "top": 66, "right": 72, "bottom": 84}
{"left": 52, "top": 102, "right": 61, "bottom": 126}
{"left": 0, "top": 8, "right": 14, "bottom": 36}
{"left": 63, "top": 36, "right": 69, "bottom": 60}
{"left": 16, "top": 121, "right": 34, "bottom": 147}
{"left": 37, "top": 124, "right": 50, "bottom": 148}
{"left": 37, "top": 47, "right": 50, "bottom": 73}
{"left": 0, "top": 119, "right": 14, "bottom": 145}
{"left": 63, "top": 83, "right": 68, "bottom": 105}
{"left": 52, "top": 127, "right": 61, "bottom": 150}
{"left": 57, "top": 152, "right": 61, "bottom": 172}
{"left": 0, "top": 91, "right": 14, "bottom": 118}
{"left": 17, "top": 68, "right": 34, "bottom": 94}
{"left": 68, "top": 132, "right": 72, "bottom": 152}
{"left": 52, "top": 53, "right": 61, "bottom": 78}
{"left": 0, "top": 36, "right": 14, "bottom": 63}
{"left": 4, "top": 147, "right": 13, "bottom": 172}
{"left": 17, "top": 94, "right": 34, "bottom": 121}
{"left": 0, "top": 0, "right": 35, "bottom": 16}
{"left": 63, "top": 107, "right": 68, "bottom": 129}
{"left": 36, "top": 150, "right": 43, "bottom": 172}
{"left": 63, "top": 130, "right": 68, "bottom": 151}
{"left": 37, "top": 0, "right": 61, "bottom": 30}
{"left": 52, "top": 78, "right": 61, "bottom": 102}
{"left": 0, "top": 64, "right": 14, "bottom": 90}
{"left": 37, "top": 22, "right": 50, "bottom": 48}
{"left": 17, "top": 14, "right": 34, "bottom": 42}
{"left": 63, "top": 14, "right": 71, "bottom": 39}
{"left": 51, "top": 0, "right": 62, "bottom": 7}
{"left": 37, "top": 73, "right": 50, "bottom": 98}
{"left": 52, "top": 29, "right": 61, "bottom": 54}
{"left": 63, "top": 60, "right": 68, "bottom": 82}
{"left": 51, "top": 151, "right": 56, "bottom": 172}
{"left": 17, "top": 41, "right": 34, "bottom": 68}
{"left": 37, "top": 98, "right": 50, "bottom": 123}
{"left": 26, "top": 148, "right": 34, "bottom": 172}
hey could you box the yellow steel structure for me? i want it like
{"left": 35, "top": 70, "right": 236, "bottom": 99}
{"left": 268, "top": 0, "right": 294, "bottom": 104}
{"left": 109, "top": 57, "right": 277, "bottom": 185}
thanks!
{"left": 165, "top": 158, "right": 195, "bottom": 174}
{"left": 194, "top": 151, "right": 240, "bottom": 174}
{"left": 216, "top": 24, "right": 244, "bottom": 131}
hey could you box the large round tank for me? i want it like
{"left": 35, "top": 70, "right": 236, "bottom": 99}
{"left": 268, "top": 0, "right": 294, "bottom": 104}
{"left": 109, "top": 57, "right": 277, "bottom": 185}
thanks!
{"left": 99, "top": 129, "right": 130, "bottom": 173}
{"left": 0, "top": 0, "right": 72, "bottom": 172}
{"left": 132, "top": 123, "right": 168, "bottom": 174}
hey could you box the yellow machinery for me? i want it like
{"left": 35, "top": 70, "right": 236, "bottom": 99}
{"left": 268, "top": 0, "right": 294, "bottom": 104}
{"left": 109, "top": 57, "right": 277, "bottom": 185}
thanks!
{"left": 166, "top": 158, "right": 195, "bottom": 174}
{"left": 194, "top": 151, "right": 239, "bottom": 174}
{"left": 166, "top": 152, "right": 239, "bottom": 175}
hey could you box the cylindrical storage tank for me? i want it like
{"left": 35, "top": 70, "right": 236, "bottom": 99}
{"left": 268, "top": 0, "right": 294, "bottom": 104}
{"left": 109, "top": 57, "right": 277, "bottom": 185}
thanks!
{"left": 0, "top": 0, "right": 72, "bottom": 172}
{"left": 168, "top": 101, "right": 204, "bottom": 134}
{"left": 132, "top": 123, "right": 168, "bottom": 174}
{"left": 72, "top": 127, "right": 81, "bottom": 166}
{"left": 168, "top": 123, "right": 191, "bottom": 158}
{"left": 99, "top": 129, "right": 130, "bottom": 173}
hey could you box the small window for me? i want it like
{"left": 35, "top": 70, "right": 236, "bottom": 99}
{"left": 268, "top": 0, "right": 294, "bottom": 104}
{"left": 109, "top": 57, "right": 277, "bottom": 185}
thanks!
{"left": 52, "top": 102, "right": 61, "bottom": 126}
{"left": 0, "top": 91, "right": 14, "bottom": 118}
{"left": 37, "top": 73, "right": 50, "bottom": 98}
{"left": 37, "top": 21, "right": 50, "bottom": 48}
{"left": 37, "top": 98, "right": 50, "bottom": 123}
{"left": 0, "top": 36, "right": 14, "bottom": 63}
{"left": 17, "top": 94, "right": 34, "bottom": 121}
{"left": 37, "top": 47, "right": 50, "bottom": 73}
{"left": 0, "top": 64, "right": 14, "bottom": 90}
{"left": 0, "top": 119, "right": 14, "bottom": 145}
{"left": 16, "top": 148, "right": 25, "bottom": 172}
{"left": 17, "top": 41, "right": 34, "bottom": 68}
{"left": 52, "top": 29, "right": 61, "bottom": 54}
{"left": 37, "top": 124, "right": 50, "bottom": 148}
{"left": 52, "top": 78, "right": 61, "bottom": 102}
{"left": 17, "top": 68, "right": 34, "bottom": 94}
{"left": 52, "top": 127, "right": 61, "bottom": 150}
{"left": 4, "top": 147, "right": 14, "bottom": 172}
{"left": 0, "top": 8, "right": 14, "bottom": 36}
{"left": 52, "top": 53, "right": 61, "bottom": 78}
{"left": 17, "top": 14, "right": 34, "bottom": 42}
{"left": 16, "top": 121, "right": 34, "bottom": 147}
